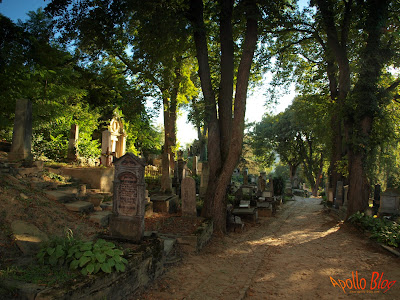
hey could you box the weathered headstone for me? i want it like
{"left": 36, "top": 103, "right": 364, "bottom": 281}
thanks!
{"left": 199, "top": 162, "right": 209, "bottom": 197}
{"left": 181, "top": 177, "right": 197, "bottom": 216}
{"left": 8, "top": 99, "right": 32, "bottom": 161}
{"left": 243, "top": 169, "right": 248, "bottom": 185}
{"left": 373, "top": 184, "right": 381, "bottom": 213}
{"left": 379, "top": 189, "right": 400, "bottom": 214}
{"left": 192, "top": 156, "right": 198, "bottom": 176}
{"left": 109, "top": 153, "right": 146, "bottom": 241}
{"left": 335, "top": 181, "right": 344, "bottom": 208}
{"left": 101, "top": 130, "right": 113, "bottom": 166}
{"left": 67, "top": 124, "right": 79, "bottom": 161}
{"left": 328, "top": 188, "right": 334, "bottom": 203}
{"left": 343, "top": 185, "right": 349, "bottom": 206}
{"left": 257, "top": 175, "right": 266, "bottom": 193}
{"left": 161, "top": 152, "right": 172, "bottom": 193}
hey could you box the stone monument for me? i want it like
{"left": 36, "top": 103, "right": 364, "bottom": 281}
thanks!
{"left": 8, "top": 99, "right": 32, "bottom": 161}
{"left": 101, "top": 117, "right": 127, "bottom": 166}
{"left": 109, "top": 153, "right": 146, "bottom": 241}
{"left": 181, "top": 177, "right": 197, "bottom": 216}
{"left": 67, "top": 124, "right": 79, "bottom": 161}
{"left": 335, "top": 181, "right": 344, "bottom": 208}
{"left": 161, "top": 152, "right": 172, "bottom": 193}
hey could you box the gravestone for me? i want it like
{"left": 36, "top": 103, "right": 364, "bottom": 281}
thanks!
{"left": 161, "top": 152, "right": 172, "bottom": 193}
{"left": 101, "top": 117, "right": 127, "bottom": 166}
{"left": 109, "top": 153, "right": 146, "bottom": 241}
{"left": 192, "top": 156, "right": 198, "bottom": 176}
{"left": 343, "top": 185, "right": 349, "bottom": 206}
{"left": 8, "top": 99, "right": 32, "bottom": 161}
{"left": 67, "top": 124, "right": 79, "bottom": 161}
{"left": 373, "top": 184, "right": 381, "bottom": 213}
{"left": 328, "top": 188, "right": 334, "bottom": 203}
{"left": 200, "top": 162, "right": 209, "bottom": 197}
{"left": 335, "top": 181, "right": 344, "bottom": 208}
{"left": 257, "top": 175, "right": 266, "bottom": 193}
{"left": 181, "top": 177, "right": 197, "bottom": 216}
{"left": 243, "top": 170, "right": 248, "bottom": 185}
{"left": 379, "top": 189, "right": 400, "bottom": 214}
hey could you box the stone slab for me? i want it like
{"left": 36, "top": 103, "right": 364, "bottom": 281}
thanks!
{"left": 45, "top": 190, "right": 77, "bottom": 203}
{"left": 64, "top": 201, "right": 94, "bottom": 213}
{"left": 109, "top": 215, "right": 144, "bottom": 242}
{"left": 89, "top": 211, "right": 112, "bottom": 227}
{"left": 232, "top": 208, "right": 258, "bottom": 223}
{"left": 11, "top": 220, "right": 48, "bottom": 255}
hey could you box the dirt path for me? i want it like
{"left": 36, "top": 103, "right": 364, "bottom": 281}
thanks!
{"left": 133, "top": 197, "right": 400, "bottom": 300}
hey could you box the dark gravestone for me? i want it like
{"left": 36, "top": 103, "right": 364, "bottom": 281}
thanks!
{"left": 8, "top": 99, "right": 32, "bottom": 161}
{"left": 335, "top": 181, "right": 344, "bottom": 208}
{"left": 110, "top": 153, "right": 146, "bottom": 242}
{"left": 373, "top": 184, "right": 381, "bottom": 214}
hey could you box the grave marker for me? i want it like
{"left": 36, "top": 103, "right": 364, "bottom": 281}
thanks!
{"left": 109, "top": 153, "right": 146, "bottom": 241}
{"left": 181, "top": 177, "right": 197, "bottom": 216}
{"left": 67, "top": 124, "right": 79, "bottom": 161}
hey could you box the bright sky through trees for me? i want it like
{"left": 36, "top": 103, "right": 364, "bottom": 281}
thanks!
{"left": 0, "top": 0, "right": 295, "bottom": 146}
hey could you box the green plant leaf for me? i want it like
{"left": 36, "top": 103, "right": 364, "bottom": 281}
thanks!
{"left": 47, "top": 247, "right": 55, "bottom": 256}
{"left": 101, "top": 262, "right": 112, "bottom": 273}
{"left": 94, "top": 263, "right": 101, "bottom": 274}
{"left": 115, "top": 262, "right": 125, "bottom": 272}
{"left": 70, "top": 259, "right": 79, "bottom": 270}
{"left": 81, "top": 268, "right": 88, "bottom": 276}
{"left": 83, "top": 250, "right": 93, "bottom": 257}
{"left": 105, "top": 249, "right": 114, "bottom": 256}
{"left": 86, "top": 263, "right": 95, "bottom": 274}
{"left": 80, "top": 242, "right": 93, "bottom": 251}
{"left": 79, "top": 256, "right": 91, "bottom": 267}
{"left": 55, "top": 245, "right": 65, "bottom": 258}
{"left": 48, "top": 255, "right": 57, "bottom": 266}
{"left": 113, "top": 249, "right": 123, "bottom": 256}
{"left": 75, "top": 251, "right": 83, "bottom": 259}
{"left": 108, "top": 258, "right": 115, "bottom": 267}
{"left": 96, "top": 253, "right": 106, "bottom": 263}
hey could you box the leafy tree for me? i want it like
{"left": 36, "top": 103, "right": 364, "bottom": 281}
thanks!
{"left": 188, "top": 0, "right": 290, "bottom": 231}
{"left": 268, "top": 0, "right": 400, "bottom": 216}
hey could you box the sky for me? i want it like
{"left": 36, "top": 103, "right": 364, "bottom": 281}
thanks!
{"left": 0, "top": 0, "right": 296, "bottom": 146}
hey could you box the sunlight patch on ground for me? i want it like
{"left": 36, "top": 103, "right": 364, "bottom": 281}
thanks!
{"left": 272, "top": 225, "right": 341, "bottom": 246}
{"left": 254, "top": 272, "right": 277, "bottom": 282}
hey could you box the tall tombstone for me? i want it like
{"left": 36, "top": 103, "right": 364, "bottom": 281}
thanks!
{"left": 67, "top": 124, "right": 79, "bottom": 161}
{"left": 243, "top": 169, "right": 248, "bottom": 185}
{"left": 109, "top": 153, "right": 146, "bottom": 242}
{"left": 101, "top": 130, "right": 112, "bottom": 166}
{"left": 335, "top": 181, "right": 344, "bottom": 208}
{"left": 161, "top": 152, "right": 172, "bottom": 193}
{"left": 373, "top": 184, "right": 381, "bottom": 212}
{"left": 181, "top": 177, "right": 197, "bottom": 216}
{"left": 8, "top": 99, "right": 32, "bottom": 161}
{"left": 192, "top": 156, "right": 198, "bottom": 176}
{"left": 199, "top": 162, "right": 209, "bottom": 197}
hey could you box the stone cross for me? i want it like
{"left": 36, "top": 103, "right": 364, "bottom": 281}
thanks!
{"left": 109, "top": 153, "right": 146, "bottom": 241}
{"left": 8, "top": 99, "right": 32, "bottom": 161}
{"left": 181, "top": 177, "right": 197, "bottom": 216}
{"left": 67, "top": 124, "right": 79, "bottom": 161}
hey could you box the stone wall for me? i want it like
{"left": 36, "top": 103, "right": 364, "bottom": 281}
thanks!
{"left": 59, "top": 167, "right": 114, "bottom": 193}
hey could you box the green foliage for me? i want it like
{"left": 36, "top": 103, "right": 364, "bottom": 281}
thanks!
{"left": 272, "top": 176, "right": 285, "bottom": 196}
{"left": 349, "top": 212, "right": 400, "bottom": 248}
{"left": 37, "top": 233, "right": 127, "bottom": 276}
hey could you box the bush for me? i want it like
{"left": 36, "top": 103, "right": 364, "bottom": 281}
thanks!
{"left": 349, "top": 212, "right": 400, "bottom": 247}
{"left": 37, "top": 232, "right": 127, "bottom": 276}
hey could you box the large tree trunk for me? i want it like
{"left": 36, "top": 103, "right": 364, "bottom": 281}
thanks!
{"left": 189, "top": 0, "right": 258, "bottom": 232}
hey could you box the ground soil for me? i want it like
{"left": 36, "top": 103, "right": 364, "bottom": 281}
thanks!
{"left": 133, "top": 197, "right": 400, "bottom": 300}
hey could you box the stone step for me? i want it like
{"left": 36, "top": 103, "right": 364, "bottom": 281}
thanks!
{"left": 89, "top": 211, "right": 113, "bottom": 227}
{"left": 100, "top": 202, "right": 113, "bottom": 211}
{"left": 45, "top": 190, "right": 77, "bottom": 203}
{"left": 64, "top": 201, "right": 93, "bottom": 213}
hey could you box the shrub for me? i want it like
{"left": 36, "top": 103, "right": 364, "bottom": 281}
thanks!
{"left": 37, "top": 232, "right": 127, "bottom": 276}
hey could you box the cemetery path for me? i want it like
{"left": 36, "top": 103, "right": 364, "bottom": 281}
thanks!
{"left": 133, "top": 197, "right": 400, "bottom": 300}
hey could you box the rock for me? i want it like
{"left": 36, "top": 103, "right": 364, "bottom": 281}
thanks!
{"left": 11, "top": 220, "right": 48, "bottom": 255}
{"left": 20, "top": 193, "right": 29, "bottom": 200}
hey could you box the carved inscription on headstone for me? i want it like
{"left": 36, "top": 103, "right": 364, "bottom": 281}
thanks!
{"left": 118, "top": 173, "right": 137, "bottom": 216}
